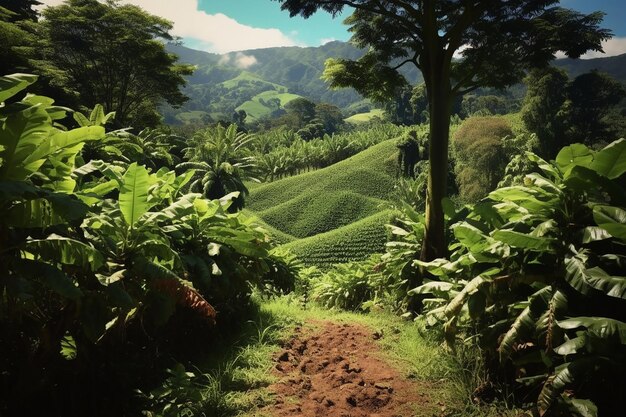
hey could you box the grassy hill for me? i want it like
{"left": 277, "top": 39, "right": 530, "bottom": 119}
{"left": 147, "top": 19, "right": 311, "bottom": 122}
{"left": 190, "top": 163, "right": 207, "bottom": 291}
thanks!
{"left": 345, "top": 109, "right": 386, "bottom": 124}
{"left": 247, "top": 139, "right": 400, "bottom": 266}
{"left": 248, "top": 139, "right": 398, "bottom": 211}
{"left": 236, "top": 90, "right": 303, "bottom": 121}
{"left": 283, "top": 210, "right": 395, "bottom": 268}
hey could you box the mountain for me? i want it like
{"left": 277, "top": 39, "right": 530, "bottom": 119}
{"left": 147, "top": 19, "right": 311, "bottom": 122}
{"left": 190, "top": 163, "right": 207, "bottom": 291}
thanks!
{"left": 163, "top": 41, "right": 626, "bottom": 125}
{"left": 555, "top": 53, "right": 626, "bottom": 81}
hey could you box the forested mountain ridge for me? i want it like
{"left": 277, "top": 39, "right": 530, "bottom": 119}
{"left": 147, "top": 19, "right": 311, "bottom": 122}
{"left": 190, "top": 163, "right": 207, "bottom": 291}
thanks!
{"left": 165, "top": 41, "right": 626, "bottom": 124}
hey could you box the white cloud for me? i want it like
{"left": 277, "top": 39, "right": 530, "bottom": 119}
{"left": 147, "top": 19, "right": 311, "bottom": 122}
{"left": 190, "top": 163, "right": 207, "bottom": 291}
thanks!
{"left": 37, "top": 0, "right": 299, "bottom": 54}
{"left": 218, "top": 52, "right": 258, "bottom": 69}
{"left": 580, "top": 37, "right": 626, "bottom": 59}
{"left": 320, "top": 38, "right": 338, "bottom": 45}
{"left": 555, "top": 37, "right": 626, "bottom": 59}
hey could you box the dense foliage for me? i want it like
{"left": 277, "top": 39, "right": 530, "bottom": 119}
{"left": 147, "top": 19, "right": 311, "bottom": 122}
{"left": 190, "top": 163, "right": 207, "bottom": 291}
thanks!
{"left": 277, "top": 0, "right": 610, "bottom": 261}
{"left": 522, "top": 67, "right": 626, "bottom": 157}
{"left": 408, "top": 140, "right": 626, "bottom": 416}
{"left": 249, "top": 123, "right": 406, "bottom": 181}
{"left": 24, "top": 0, "right": 193, "bottom": 128}
{"left": 0, "top": 75, "right": 293, "bottom": 416}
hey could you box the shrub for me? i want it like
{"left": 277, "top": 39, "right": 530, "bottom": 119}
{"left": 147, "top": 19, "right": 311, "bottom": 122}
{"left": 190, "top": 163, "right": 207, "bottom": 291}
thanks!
{"left": 412, "top": 139, "right": 626, "bottom": 416}
{"left": 452, "top": 116, "right": 513, "bottom": 202}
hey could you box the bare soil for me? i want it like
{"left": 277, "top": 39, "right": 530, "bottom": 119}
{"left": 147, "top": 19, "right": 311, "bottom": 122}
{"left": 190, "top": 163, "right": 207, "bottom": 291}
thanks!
{"left": 262, "top": 320, "right": 437, "bottom": 417}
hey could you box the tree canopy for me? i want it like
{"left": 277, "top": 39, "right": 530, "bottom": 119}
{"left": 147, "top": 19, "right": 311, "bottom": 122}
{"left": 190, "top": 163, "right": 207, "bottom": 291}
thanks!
{"left": 32, "top": 0, "right": 193, "bottom": 128}
{"left": 274, "top": 0, "right": 611, "bottom": 260}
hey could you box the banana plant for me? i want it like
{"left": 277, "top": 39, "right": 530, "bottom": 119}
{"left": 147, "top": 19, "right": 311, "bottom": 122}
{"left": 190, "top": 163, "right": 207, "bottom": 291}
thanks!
{"left": 409, "top": 139, "right": 626, "bottom": 416}
{"left": 180, "top": 123, "right": 257, "bottom": 211}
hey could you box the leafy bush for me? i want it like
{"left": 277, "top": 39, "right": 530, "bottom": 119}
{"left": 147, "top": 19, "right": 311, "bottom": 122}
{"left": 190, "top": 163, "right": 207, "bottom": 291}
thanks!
{"left": 0, "top": 74, "right": 292, "bottom": 416}
{"left": 452, "top": 116, "right": 513, "bottom": 202}
{"left": 180, "top": 123, "right": 257, "bottom": 211}
{"left": 412, "top": 139, "right": 626, "bottom": 416}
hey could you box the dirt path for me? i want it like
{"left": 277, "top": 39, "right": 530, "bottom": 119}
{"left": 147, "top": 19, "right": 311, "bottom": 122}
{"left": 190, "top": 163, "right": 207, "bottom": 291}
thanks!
{"left": 262, "top": 320, "right": 436, "bottom": 417}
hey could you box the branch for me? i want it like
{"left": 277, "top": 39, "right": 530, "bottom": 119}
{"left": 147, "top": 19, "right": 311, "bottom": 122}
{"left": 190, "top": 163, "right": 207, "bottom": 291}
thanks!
{"left": 312, "top": 0, "right": 421, "bottom": 36}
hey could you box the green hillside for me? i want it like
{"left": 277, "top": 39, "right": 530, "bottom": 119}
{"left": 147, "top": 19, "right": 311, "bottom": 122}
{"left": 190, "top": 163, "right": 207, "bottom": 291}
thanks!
{"left": 246, "top": 139, "right": 400, "bottom": 266}
{"left": 219, "top": 71, "right": 287, "bottom": 91}
{"left": 345, "top": 109, "right": 386, "bottom": 124}
{"left": 256, "top": 191, "right": 383, "bottom": 238}
{"left": 248, "top": 139, "right": 399, "bottom": 212}
{"left": 164, "top": 43, "right": 626, "bottom": 125}
{"left": 236, "top": 90, "right": 303, "bottom": 121}
{"left": 283, "top": 210, "right": 395, "bottom": 268}
{"left": 241, "top": 210, "right": 297, "bottom": 245}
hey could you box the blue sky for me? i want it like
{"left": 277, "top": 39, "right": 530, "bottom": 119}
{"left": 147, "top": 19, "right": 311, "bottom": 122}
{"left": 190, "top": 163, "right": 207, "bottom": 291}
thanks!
{"left": 197, "top": 0, "right": 352, "bottom": 46}
{"left": 39, "top": 1, "right": 626, "bottom": 57}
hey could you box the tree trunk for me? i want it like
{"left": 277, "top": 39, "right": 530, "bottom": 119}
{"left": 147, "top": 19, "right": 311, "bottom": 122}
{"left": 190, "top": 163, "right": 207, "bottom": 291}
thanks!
{"left": 421, "top": 80, "right": 452, "bottom": 261}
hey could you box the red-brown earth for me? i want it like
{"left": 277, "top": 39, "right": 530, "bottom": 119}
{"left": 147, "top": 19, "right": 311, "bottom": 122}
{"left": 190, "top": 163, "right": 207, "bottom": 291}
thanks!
{"left": 260, "top": 320, "right": 439, "bottom": 417}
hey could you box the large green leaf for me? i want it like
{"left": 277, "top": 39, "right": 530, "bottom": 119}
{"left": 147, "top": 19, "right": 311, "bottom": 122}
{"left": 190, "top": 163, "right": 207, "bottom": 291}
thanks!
{"left": 499, "top": 286, "right": 554, "bottom": 360}
{"left": 589, "top": 138, "right": 626, "bottom": 179}
{"left": 593, "top": 205, "right": 626, "bottom": 241}
{"left": 4, "top": 191, "right": 89, "bottom": 228}
{"left": 492, "top": 230, "right": 554, "bottom": 251}
{"left": 0, "top": 74, "right": 38, "bottom": 103}
{"left": 24, "top": 234, "right": 104, "bottom": 271}
{"left": 565, "top": 256, "right": 626, "bottom": 299}
{"left": 12, "top": 258, "right": 82, "bottom": 300}
{"left": 558, "top": 317, "right": 626, "bottom": 343}
{"left": 119, "top": 163, "right": 150, "bottom": 227}
{"left": 444, "top": 275, "right": 490, "bottom": 319}
{"left": 25, "top": 125, "right": 104, "bottom": 164}
{"left": 555, "top": 143, "right": 593, "bottom": 172}
{"left": 538, "top": 357, "right": 612, "bottom": 416}
{"left": 0, "top": 104, "right": 51, "bottom": 180}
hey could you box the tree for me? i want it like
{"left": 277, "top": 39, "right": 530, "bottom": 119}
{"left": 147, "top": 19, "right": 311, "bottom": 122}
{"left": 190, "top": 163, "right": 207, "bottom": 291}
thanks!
{"left": 384, "top": 85, "right": 418, "bottom": 125}
{"left": 521, "top": 68, "right": 625, "bottom": 157}
{"left": 452, "top": 116, "right": 512, "bottom": 202}
{"left": 181, "top": 124, "right": 256, "bottom": 212}
{"left": 284, "top": 97, "right": 317, "bottom": 127}
{"left": 0, "top": 1, "right": 39, "bottom": 75}
{"left": 521, "top": 67, "right": 569, "bottom": 157}
{"left": 274, "top": 0, "right": 609, "bottom": 260}
{"left": 0, "top": 0, "right": 40, "bottom": 22}
{"left": 566, "top": 70, "right": 626, "bottom": 145}
{"left": 315, "top": 102, "right": 345, "bottom": 134}
{"left": 409, "top": 83, "right": 429, "bottom": 124}
{"left": 32, "top": 0, "right": 193, "bottom": 128}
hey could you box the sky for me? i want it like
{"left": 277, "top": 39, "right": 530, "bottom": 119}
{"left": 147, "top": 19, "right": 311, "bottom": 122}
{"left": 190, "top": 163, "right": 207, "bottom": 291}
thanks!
{"left": 38, "top": 0, "right": 626, "bottom": 58}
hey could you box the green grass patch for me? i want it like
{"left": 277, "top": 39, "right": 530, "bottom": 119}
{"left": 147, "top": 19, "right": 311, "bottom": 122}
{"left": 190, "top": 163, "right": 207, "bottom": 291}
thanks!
{"left": 175, "top": 110, "right": 211, "bottom": 123}
{"left": 219, "top": 71, "right": 287, "bottom": 91}
{"left": 344, "top": 108, "right": 386, "bottom": 124}
{"left": 236, "top": 90, "right": 303, "bottom": 121}
{"left": 282, "top": 209, "right": 395, "bottom": 268}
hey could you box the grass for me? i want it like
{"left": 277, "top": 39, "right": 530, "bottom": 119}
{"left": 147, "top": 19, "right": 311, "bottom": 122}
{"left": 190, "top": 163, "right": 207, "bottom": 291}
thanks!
{"left": 344, "top": 108, "right": 386, "bottom": 124}
{"left": 246, "top": 139, "right": 400, "bottom": 265}
{"left": 236, "top": 91, "right": 303, "bottom": 121}
{"left": 175, "top": 110, "right": 211, "bottom": 123}
{"left": 192, "top": 297, "right": 527, "bottom": 417}
{"left": 282, "top": 209, "right": 395, "bottom": 268}
{"left": 256, "top": 191, "right": 384, "bottom": 238}
{"left": 219, "top": 71, "right": 287, "bottom": 91}
{"left": 248, "top": 139, "right": 399, "bottom": 212}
